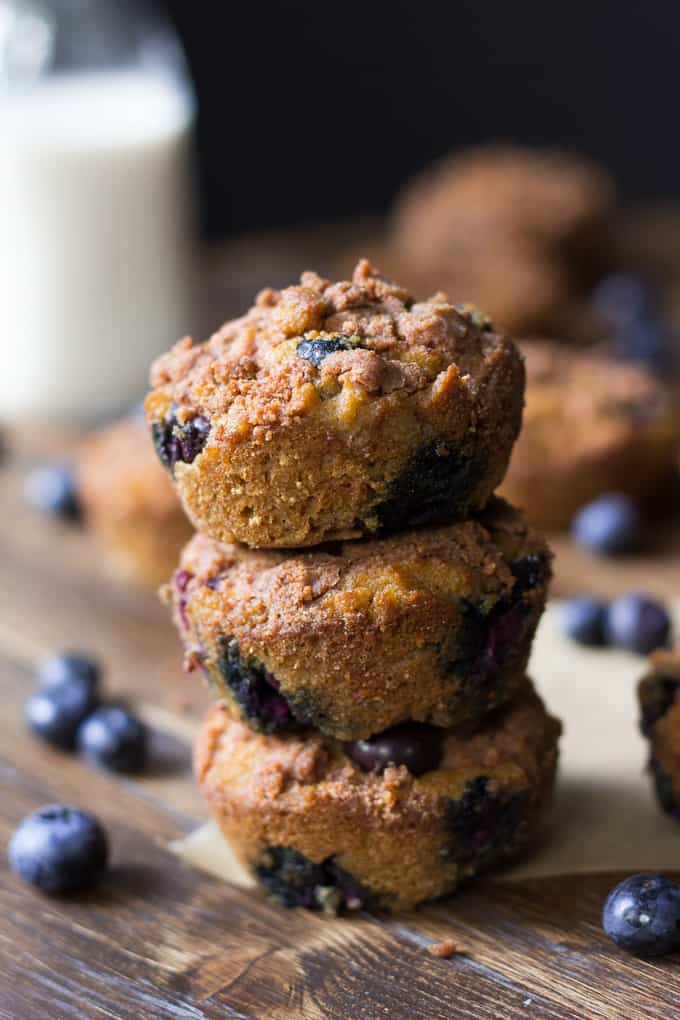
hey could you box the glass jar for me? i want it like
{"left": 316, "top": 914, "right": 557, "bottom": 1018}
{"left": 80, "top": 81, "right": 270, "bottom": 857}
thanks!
{"left": 0, "top": 0, "right": 197, "bottom": 421}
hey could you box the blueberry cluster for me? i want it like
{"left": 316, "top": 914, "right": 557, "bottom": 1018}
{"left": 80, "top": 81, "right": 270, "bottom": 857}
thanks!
{"left": 561, "top": 592, "right": 672, "bottom": 654}
{"left": 24, "top": 652, "right": 148, "bottom": 773}
{"left": 7, "top": 652, "right": 148, "bottom": 896}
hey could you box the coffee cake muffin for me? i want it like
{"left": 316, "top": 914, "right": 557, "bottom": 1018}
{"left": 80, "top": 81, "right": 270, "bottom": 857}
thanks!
{"left": 145, "top": 260, "right": 524, "bottom": 548}
{"left": 166, "top": 498, "right": 551, "bottom": 740}
{"left": 639, "top": 646, "right": 680, "bottom": 820}
{"left": 195, "top": 680, "right": 560, "bottom": 912}
{"left": 499, "top": 341, "right": 680, "bottom": 529}
{"left": 77, "top": 416, "right": 193, "bottom": 587}
{"left": 388, "top": 145, "right": 614, "bottom": 335}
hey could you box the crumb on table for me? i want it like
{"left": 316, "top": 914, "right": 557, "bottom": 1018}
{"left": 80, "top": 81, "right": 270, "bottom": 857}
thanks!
{"left": 426, "top": 939, "right": 460, "bottom": 958}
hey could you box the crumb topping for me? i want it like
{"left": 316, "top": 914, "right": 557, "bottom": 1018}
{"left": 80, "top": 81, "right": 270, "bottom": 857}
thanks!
{"left": 147, "top": 260, "right": 506, "bottom": 438}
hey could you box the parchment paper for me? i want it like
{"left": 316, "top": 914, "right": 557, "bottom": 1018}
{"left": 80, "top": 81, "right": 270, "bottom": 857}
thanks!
{"left": 171, "top": 601, "right": 680, "bottom": 885}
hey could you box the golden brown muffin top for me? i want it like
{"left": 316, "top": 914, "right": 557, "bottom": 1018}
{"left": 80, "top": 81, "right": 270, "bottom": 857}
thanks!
{"left": 146, "top": 259, "right": 517, "bottom": 435}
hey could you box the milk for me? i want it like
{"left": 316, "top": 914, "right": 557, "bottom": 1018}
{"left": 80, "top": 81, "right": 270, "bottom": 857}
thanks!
{"left": 0, "top": 69, "right": 196, "bottom": 421}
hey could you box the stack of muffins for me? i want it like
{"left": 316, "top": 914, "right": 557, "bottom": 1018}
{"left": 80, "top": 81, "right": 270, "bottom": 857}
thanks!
{"left": 145, "top": 260, "right": 561, "bottom": 912}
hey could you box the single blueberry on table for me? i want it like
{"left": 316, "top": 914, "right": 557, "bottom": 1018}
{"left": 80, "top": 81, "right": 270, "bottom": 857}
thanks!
{"left": 561, "top": 597, "right": 608, "bottom": 646}
{"left": 343, "top": 722, "right": 443, "bottom": 776}
{"left": 296, "top": 333, "right": 359, "bottom": 367}
{"left": 602, "top": 873, "right": 680, "bottom": 956}
{"left": 604, "top": 592, "right": 672, "bottom": 655}
{"left": 25, "top": 678, "right": 97, "bottom": 750}
{"left": 37, "top": 652, "right": 100, "bottom": 695}
{"left": 571, "top": 494, "right": 640, "bottom": 556}
{"left": 8, "top": 805, "right": 108, "bottom": 895}
{"left": 77, "top": 705, "right": 148, "bottom": 773}
{"left": 24, "top": 463, "right": 80, "bottom": 519}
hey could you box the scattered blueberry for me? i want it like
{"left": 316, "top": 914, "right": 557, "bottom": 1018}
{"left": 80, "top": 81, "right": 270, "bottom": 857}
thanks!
{"left": 604, "top": 592, "right": 672, "bottom": 655}
{"left": 37, "top": 653, "right": 99, "bottom": 695}
{"left": 602, "top": 873, "right": 680, "bottom": 957}
{"left": 24, "top": 463, "right": 80, "bottom": 519}
{"left": 8, "top": 805, "right": 108, "bottom": 895}
{"left": 344, "top": 723, "right": 443, "bottom": 776}
{"left": 77, "top": 706, "right": 148, "bottom": 773}
{"left": 25, "top": 678, "right": 97, "bottom": 750}
{"left": 561, "top": 597, "right": 607, "bottom": 646}
{"left": 571, "top": 494, "right": 640, "bottom": 556}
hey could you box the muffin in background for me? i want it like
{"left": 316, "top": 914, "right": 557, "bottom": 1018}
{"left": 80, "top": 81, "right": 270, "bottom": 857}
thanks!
{"left": 499, "top": 340, "right": 680, "bottom": 529}
{"left": 77, "top": 416, "right": 192, "bottom": 587}
{"left": 383, "top": 144, "right": 616, "bottom": 336}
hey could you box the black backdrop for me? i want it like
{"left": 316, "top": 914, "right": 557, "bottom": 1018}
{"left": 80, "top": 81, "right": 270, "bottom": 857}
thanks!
{"left": 164, "top": 0, "right": 680, "bottom": 238}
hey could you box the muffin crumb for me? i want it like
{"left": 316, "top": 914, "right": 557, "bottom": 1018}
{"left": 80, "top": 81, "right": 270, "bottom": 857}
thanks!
{"left": 427, "top": 939, "right": 460, "bottom": 958}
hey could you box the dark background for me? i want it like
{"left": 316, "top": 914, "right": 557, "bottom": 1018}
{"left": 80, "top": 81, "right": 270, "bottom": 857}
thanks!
{"left": 164, "top": 0, "right": 679, "bottom": 239}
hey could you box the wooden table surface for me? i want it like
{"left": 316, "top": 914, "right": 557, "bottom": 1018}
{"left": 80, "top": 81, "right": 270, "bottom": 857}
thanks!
{"left": 2, "top": 234, "right": 680, "bottom": 1020}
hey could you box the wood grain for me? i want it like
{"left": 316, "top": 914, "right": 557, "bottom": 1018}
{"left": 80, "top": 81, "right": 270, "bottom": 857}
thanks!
{"left": 2, "top": 232, "right": 680, "bottom": 1019}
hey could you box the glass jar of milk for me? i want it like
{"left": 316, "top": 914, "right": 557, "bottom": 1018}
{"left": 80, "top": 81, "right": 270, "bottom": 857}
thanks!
{"left": 0, "top": 0, "right": 196, "bottom": 421}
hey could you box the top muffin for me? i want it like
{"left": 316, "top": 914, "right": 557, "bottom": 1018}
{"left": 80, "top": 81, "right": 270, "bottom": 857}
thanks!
{"left": 145, "top": 260, "right": 524, "bottom": 548}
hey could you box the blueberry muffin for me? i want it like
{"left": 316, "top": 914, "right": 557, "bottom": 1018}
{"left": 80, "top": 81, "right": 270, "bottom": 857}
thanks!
{"left": 145, "top": 259, "right": 525, "bottom": 548}
{"left": 639, "top": 646, "right": 680, "bottom": 820}
{"left": 195, "top": 680, "right": 560, "bottom": 912}
{"left": 499, "top": 341, "right": 680, "bottom": 529}
{"left": 77, "top": 416, "right": 193, "bottom": 587}
{"left": 165, "top": 498, "right": 551, "bottom": 740}
{"left": 388, "top": 145, "right": 615, "bottom": 335}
